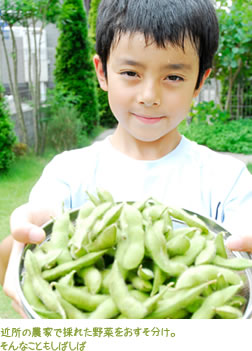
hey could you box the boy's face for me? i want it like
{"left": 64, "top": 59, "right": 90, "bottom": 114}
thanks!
{"left": 94, "top": 32, "right": 210, "bottom": 149}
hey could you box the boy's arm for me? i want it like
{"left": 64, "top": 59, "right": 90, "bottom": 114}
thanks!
{"left": 0, "top": 236, "right": 13, "bottom": 286}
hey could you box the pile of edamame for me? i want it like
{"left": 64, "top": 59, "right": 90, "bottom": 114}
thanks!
{"left": 21, "top": 189, "right": 252, "bottom": 319}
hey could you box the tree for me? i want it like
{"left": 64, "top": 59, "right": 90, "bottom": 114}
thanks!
{"left": 213, "top": 0, "right": 252, "bottom": 114}
{"left": 87, "top": 0, "right": 117, "bottom": 128}
{"left": 54, "top": 0, "right": 99, "bottom": 134}
{"left": 0, "top": 2, "right": 27, "bottom": 144}
{"left": 0, "top": 83, "right": 16, "bottom": 172}
{"left": 0, "top": 0, "right": 61, "bottom": 154}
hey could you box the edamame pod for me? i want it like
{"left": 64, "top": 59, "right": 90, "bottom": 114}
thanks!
{"left": 195, "top": 240, "right": 216, "bottom": 265}
{"left": 214, "top": 305, "right": 243, "bottom": 319}
{"left": 145, "top": 219, "right": 186, "bottom": 277}
{"left": 212, "top": 255, "right": 252, "bottom": 270}
{"left": 109, "top": 260, "right": 148, "bottom": 319}
{"left": 24, "top": 250, "right": 66, "bottom": 318}
{"left": 89, "top": 297, "right": 119, "bottom": 319}
{"left": 147, "top": 281, "right": 215, "bottom": 319}
{"left": 171, "top": 235, "right": 206, "bottom": 266}
{"left": 176, "top": 264, "right": 243, "bottom": 289}
{"left": 168, "top": 207, "right": 209, "bottom": 234}
{"left": 42, "top": 250, "right": 107, "bottom": 281}
{"left": 191, "top": 284, "right": 242, "bottom": 319}
{"left": 120, "top": 204, "right": 145, "bottom": 270}
{"left": 79, "top": 266, "right": 102, "bottom": 294}
{"left": 55, "top": 283, "right": 108, "bottom": 312}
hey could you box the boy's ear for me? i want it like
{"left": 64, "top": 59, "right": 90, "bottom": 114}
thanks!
{"left": 193, "top": 68, "right": 212, "bottom": 98}
{"left": 93, "top": 54, "right": 108, "bottom": 91}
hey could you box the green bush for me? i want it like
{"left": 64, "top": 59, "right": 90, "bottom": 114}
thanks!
{"left": 98, "top": 87, "right": 117, "bottom": 128}
{"left": 54, "top": 0, "right": 99, "bottom": 134}
{"left": 0, "top": 85, "right": 16, "bottom": 172}
{"left": 87, "top": 0, "right": 117, "bottom": 129}
{"left": 179, "top": 101, "right": 252, "bottom": 154}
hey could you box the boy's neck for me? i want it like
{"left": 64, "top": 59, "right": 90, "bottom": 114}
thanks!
{"left": 110, "top": 125, "right": 182, "bottom": 161}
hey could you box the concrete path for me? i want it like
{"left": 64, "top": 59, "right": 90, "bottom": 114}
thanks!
{"left": 94, "top": 128, "right": 252, "bottom": 165}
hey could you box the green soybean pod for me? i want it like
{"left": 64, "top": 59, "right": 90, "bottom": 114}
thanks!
{"left": 129, "top": 275, "right": 153, "bottom": 293}
{"left": 109, "top": 260, "right": 148, "bottom": 319}
{"left": 191, "top": 284, "right": 243, "bottom": 319}
{"left": 48, "top": 211, "right": 73, "bottom": 264}
{"left": 85, "top": 223, "right": 117, "bottom": 253}
{"left": 166, "top": 235, "right": 190, "bottom": 257}
{"left": 214, "top": 305, "right": 243, "bottom": 319}
{"left": 212, "top": 255, "right": 252, "bottom": 270}
{"left": 89, "top": 297, "right": 119, "bottom": 319}
{"left": 24, "top": 250, "right": 66, "bottom": 318}
{"left": 142, "top": 204, "right": 167, "bottom": 223}
{"left": 42, "top": 250, "right": 107, "bottom": 281}
{"left": 58, "top": 270, "right": 76, "bottom": 287}
{"left": 145, "top": 219, "right": 186, "bottom": 277}
{"left": 186, "top": 296, "right": 205, "bottom": 313}
{"left": 151, "top": 264, "right": 167, "bottom": 296}
{"left": 22, "top": 272, "right": 54, "bottom": 314}
{"left": 55, "top": 283, "right": 108, "bottom": 312}
{"left": 33, "top": 248, "right": 63, "bottom": 270}
{"left": 129, "top": 290, "right": 149, "bottom": 302}
{"left": 167, "top": 227, "right": 199, "bottom": 241}
{"left": 79, "top": 266, "right": 102, "bottom": 294}
{"left": 57, "top": 296, "right": 89, "bottom": 319}
{"left": 137, "top": 265, "right": 154, "bottom": 281}
{"left": 195, "top": 240, "right": 216, "bottom": 265}
{"left": 96, "top": 187, "right": 114, "bottom": 203}
{"left": 119, "top": 204, "right": 145, "bottom": 270}
{"left": 168, "top": 207, "right": 209, "bottom": 234}
{"left": 228, "top": 295, "right": 247, "bottom": 308}
{"left": 71, "top": 202, "right": 112, "bottom": 255}
{"left": 147, "top": 281, "right": 214, "bottom": 319}
{"left": 175, "top": 264, "right": 243, "bottom": 289}
{"left": 91, "top": 203, "right": 123, "bottom": 238}
{"left": 214, "top": 232, "right": 228, "bottom": 258}
{"left": 171, "top": 235, "right": 206, "bottom": 266}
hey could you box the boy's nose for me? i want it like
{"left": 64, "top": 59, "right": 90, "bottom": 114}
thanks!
{"left": 137, "top": 81, "right": 160, "bottom": 107}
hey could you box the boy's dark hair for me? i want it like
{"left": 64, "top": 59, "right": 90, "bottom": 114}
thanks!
{"left": 96, "top": 0, "right": 219, "bottom": 89}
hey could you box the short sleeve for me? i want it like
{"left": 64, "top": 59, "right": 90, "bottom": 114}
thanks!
{"left": 29, "top": 153, "right": 72, "bottom": 209}
{"left": 220, "top": 165, "right": 252, "bottom": 236}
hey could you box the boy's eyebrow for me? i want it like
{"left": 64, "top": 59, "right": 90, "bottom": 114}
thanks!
{"left": 117, "top": 59, "right": 192, "bottom": 71}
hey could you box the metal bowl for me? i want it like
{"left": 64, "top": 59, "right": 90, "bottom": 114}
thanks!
{"left": 17, "top": 207, "right": 252, "bottom": 319}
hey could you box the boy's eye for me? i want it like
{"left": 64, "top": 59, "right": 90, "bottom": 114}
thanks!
{"left": 121, "top": 71, "right": 138, "bottom": 78}
{"left": 166, "top": 75, "right": 184, "bottom": 82}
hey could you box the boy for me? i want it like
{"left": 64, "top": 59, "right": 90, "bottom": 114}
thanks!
{"left": 1, "top": 0, "right": 252, "bottom": 317}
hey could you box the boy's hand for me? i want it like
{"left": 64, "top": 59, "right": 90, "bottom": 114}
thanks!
{"left": 226, "top": 235, "right": 252, "bottom": 254}
{"left": 2, "top": 203, "right": 57, "bottom": 318}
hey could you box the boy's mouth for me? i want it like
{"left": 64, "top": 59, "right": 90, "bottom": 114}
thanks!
{"left": 132, "top": 113, "right": 165, "bottom": 124}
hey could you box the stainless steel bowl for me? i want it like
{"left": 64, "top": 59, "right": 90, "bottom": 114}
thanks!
{"left": 17, "top": 207, "right": 252, "bottom": 319}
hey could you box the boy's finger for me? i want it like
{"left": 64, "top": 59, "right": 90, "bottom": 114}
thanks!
{"left": 10, "top": 203, "right": 52, "bottom": 244}
{"left": 11, "top": 223, "right": 46, "bottom": 244}
{"left": 226, "top": 235, "right": 252, "bottom": 253}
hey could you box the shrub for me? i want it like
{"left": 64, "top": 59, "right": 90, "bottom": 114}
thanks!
{"left": 87, "top": 0, "right": 117, "bottom": 129}
{"left": 0, "top": 85, "right": 16, "bottom": 172}
{"left": 54, "top": 0, "right": 99, "bottom": 134}
{"left": 46, "top": 105, "right": 83, "bottom": 153}
{"left": 179, "top": 101, "right": 252, "bottom": 155}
